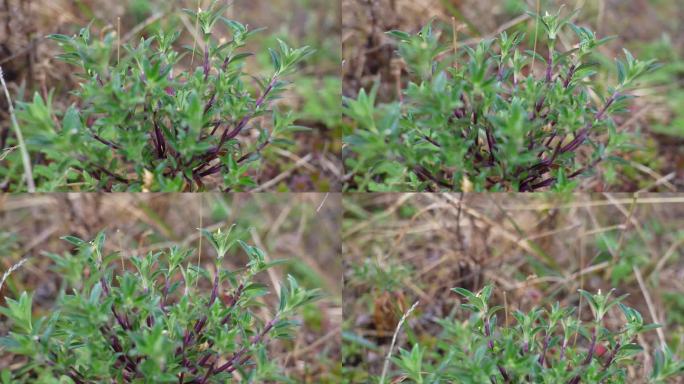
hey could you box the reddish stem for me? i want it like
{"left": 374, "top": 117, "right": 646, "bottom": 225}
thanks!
{"left": 212, "top": 77, "right": 278, "bottom": 158}
{"left": 566, "top": 326, "right": 597, "bottom": 384}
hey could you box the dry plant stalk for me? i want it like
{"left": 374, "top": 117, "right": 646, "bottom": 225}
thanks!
{"left": 379, "top": 300, "right": 419, "bottom": 384}
{"left": 0, "top": 258, "right": 28, "bottom": 293}
{"left": 0, "top": 66, "right": 35, "bottom": 192}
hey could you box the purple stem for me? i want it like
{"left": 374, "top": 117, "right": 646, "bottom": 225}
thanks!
{"left": 484, "top": 317, "right": 510, "bottom": 382}
{"left": 560, "top": 92, "right": 618, "bottom": 154}
{"left": 221, "top": 283, "right": 245, "bottom": 325}
{"left": 204, "top": 93, "right": 216, "bottom": 115}
{"left": 602, "top": 342, "right": 620, "bottom": 370}
{"left": 564, "top": 65, "right": 577, "bottom": 88}
{"left": 545, "top": 50, "right": 554, "bottom": 83}
{"left": 543, "top": 130, "right": 560, "bottom": 151}
{"left": 87, "top": 162, "right": 130, "bottom": 185}
{"left": 99, "top": 270, "right": 140, "bottom": 378}
{"left": 534, "top": 96, "right": 545, "bottom": 118}
{"left": 539, "top": 332, "right": 551, "bottom": 367}
{"left": 91, "top": 133, "right": 122, "bottom": 150}
{"left": 197, "top": 350, "right": 213, "bottom": 368}
{"left": 521, "top": 91, "right": 619, "bottom": 190}
{"left": 595, "top": 92, "right": 618, "bottom": 121}
{"left": 213, "top": 316, "right": 280, "bottom": 375}
{"left": 197, "top": 164, "right": 222, "bottom": 178}
{"left": 197, "top": 136, "right": 274, "bottom": 179}
{"left": 486, "top": 127, "right": 497, "bottom": 164}
{"left": 203, "top": 47, "right": 210, "bottom": 81}
{"left": 161, "top": 278, "right": 170, "bottom": 311}
{"left": 560, "top": 129, "right": 589, "bottom": 153}
{"left": 236, "top": 140, "right": 270, "bottom": 164}
{"left": 413, "top": 166, "right": 452, "bottom": 190}
{"left": 198, "top": 362, "right": 215, "bottom": 384}
{"left": 566, "top": 326, "right": 597, "bottom": 384}
{"left": 176, "top": 271, "right": 223, "bottom": 375}
{"left": 209, "top": 273, "right": 219, "bottom": 307}
{"left": 529, "top": 177, "right": 556, "bottom": 191}
{"left": 560, "top": 336, "right": 568, "bottom": 360}
{"left": 210, "top": 76, "right": 278, "bottom": 159}
{"left": 422, "top": 135, "right": 442, "bottom": 148}
{"left": 153, "top": 114, "right": 166, "bottom": 158}
{"left": 584, "top": 329, "right": 598, "bottom": 365}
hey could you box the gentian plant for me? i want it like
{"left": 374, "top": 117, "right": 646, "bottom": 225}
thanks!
{"left": 4, "top": 0, "right": 312, "bottom": 192}
{"left": 390, "top": 285, "right": 683, "bottom": 383}
{"left": 0, "top": 227, "right": 321, "bottom": 383}
{"left": 343, "top": 8, "right": 658, "bottom": 192}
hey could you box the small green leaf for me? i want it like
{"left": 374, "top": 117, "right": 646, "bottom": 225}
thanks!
{"left": 61, "top": 235, "right": 86, "bottom": 247}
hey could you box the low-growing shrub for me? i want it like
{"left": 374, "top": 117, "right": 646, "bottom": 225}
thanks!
{"left": 390, "top": 285, "right": 683, "bottom": 383}
{"left": 343, "top": 8, "right": 657, "bottom": 192}
{"left": 0, "top": 227, "right": 321, "bottom": 383}
{"left": 3, "top": 0, "right": 312, "bottom": 192}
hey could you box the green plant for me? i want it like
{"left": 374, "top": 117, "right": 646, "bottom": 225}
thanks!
{"left": 2, "top": 0, "right": 312, "bottom": 192}
{"left": 0, "top": 228, "right": 321, "bottom": 383}
{"left": 349, "top": 258, "right": 412, "bottom": 293}
{"left": 389, "top": 285, "right": 682, "bottom": 383}
{"left": 343, "top": 8, "right": 657, "bottom": 192}
{"left": 638, "top": 36, "right": 684, "bottom": 139}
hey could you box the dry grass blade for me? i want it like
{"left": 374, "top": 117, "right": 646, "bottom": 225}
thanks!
{"left": 532, "top": 0, "right": 540, "bottom": 69}
{"left": 633, "top": 264, "right": 667, "bottom": 350}
{"left": 1, "top": 146, "right": 18, "bottom": 161}
{"left": 0, "top": 258, "right": 28, "bottom": 294}
{"left": 252, "top": 153, "right": 314, "bottom": 192}
{"left": 652, "top": 236, "right": 684, "bottom": 277}
{"left": 122, "top": 11, "right": 167, "bottom": 43}
{"left": 0, "top": 66, "right": 35, "bottom": 192}
{"left": 379, "top": 300, "right": 419, "bottom": 384}
{"left": 316, "top": 193, "right": 330, "bottom": 212}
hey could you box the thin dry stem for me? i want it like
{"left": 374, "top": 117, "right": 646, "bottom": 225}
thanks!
{"left": 653, "top": 236, "right": 684, "bottom": 277}
{"left": 117, "top": 17, "right": 121, "bottom": 64}
{"left": 633, "top": 264, "right": 667, "bottom": 350}
{"left": 0, "top": 258, "right": 28, "bottom": 293}
{"left": 379, "top": 300, "right": 419, "bottom": 384}
{"left": 0, "top": 66, "right": 35, "bottom": 192}
{"left": 531, "top": 0, "right": 541, "bottom": 71}
{"left": 316, "top": 193, "right": 330, "bottom": 213}
{"left": 122, "top": 11, "right": 165, "bottom": 43}
{"left": 252, "top": 153, "right": 314, "bottom": 192}
{"left": 451, "top": 17, "right": 458, "bottom": 69}
{"left": 190, "top": 0, "right": 202, "bottom": 66}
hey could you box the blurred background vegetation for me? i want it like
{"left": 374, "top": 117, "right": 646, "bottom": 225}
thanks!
{"left": 342, "top": 0, "right": 684, "bottom": 192}
{"left": 343, "top": 193, "right": 684, "bottom": 383}
{"left": 1, "top": 0, "right": 342, "bottom": 191}
{"left": 0, "top": 193, "right": 342, "bottom": 383}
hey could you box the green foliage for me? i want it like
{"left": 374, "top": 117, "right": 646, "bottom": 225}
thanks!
{"left": 389, "top": 285, "right": 677, "bottom": 384}
{"left": 2, "top": 1, "right": 313, "bottom": 192}
{"left": 651, "top": 347, "right": 684, "bottom": 383}
{"left": 343, "top": 8, "right": 657, "bottom": 192}
{"left": 349, "top": 258, "right": 413, "bottom": 292}
{"left": 637, "top": 35, "right": 684, "bottom": 138}
{"left": 0, "top": 228, "right": 321, "bottom": 383}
